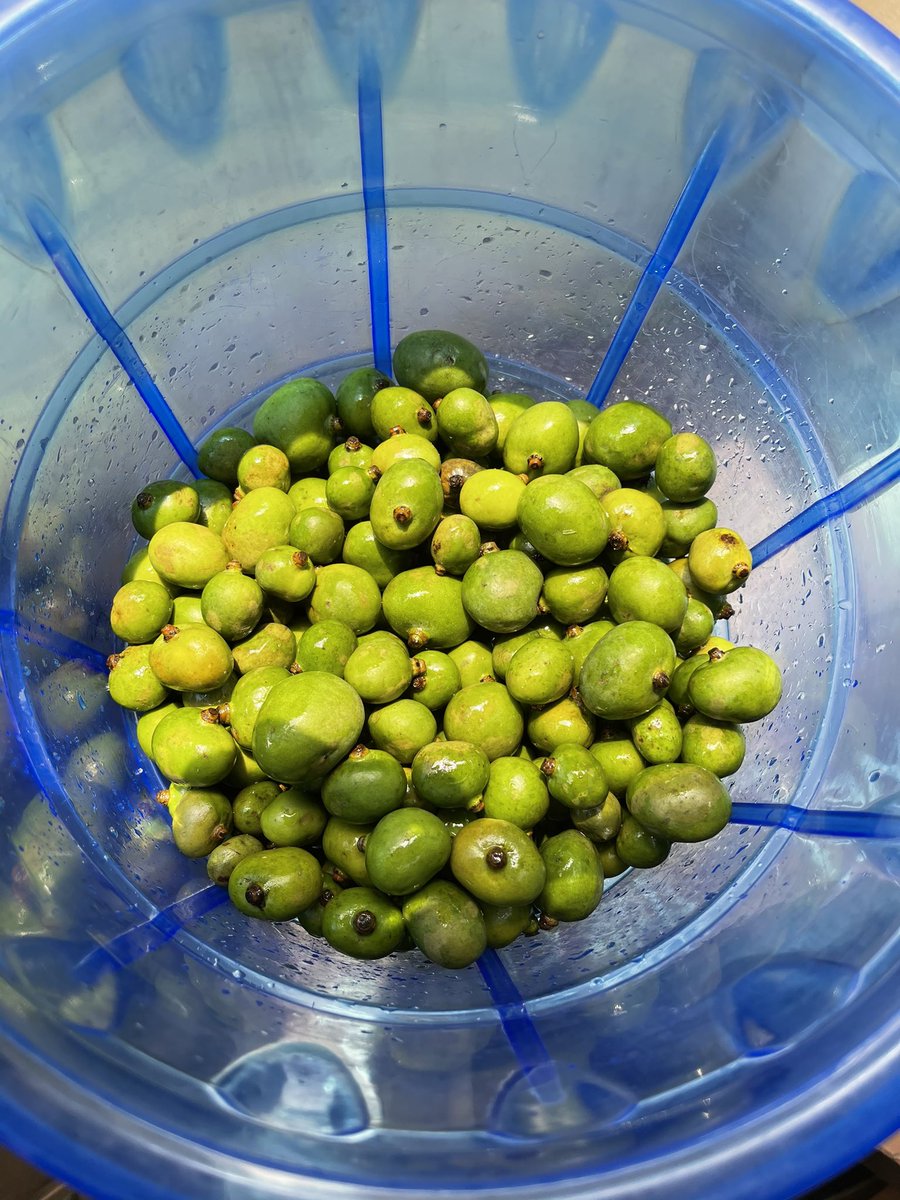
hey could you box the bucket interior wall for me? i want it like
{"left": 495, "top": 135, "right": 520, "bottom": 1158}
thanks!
{"left": 0, "top": 2, "right": 897, "bottom": 1199}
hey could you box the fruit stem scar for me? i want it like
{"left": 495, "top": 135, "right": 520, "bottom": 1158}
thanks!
{"left": 245, "top": 882, "right": 266, "bottom": 908}
{"left": 486, "top": 846, "right": 507, "bottom": 870}
{"left": 353, "top": 910, "right": 377, "bottom": 935}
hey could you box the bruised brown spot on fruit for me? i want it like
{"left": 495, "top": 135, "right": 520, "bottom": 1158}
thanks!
{"left": 245, "top": 882, "right": 266, "bottom": 908}
{"left": 652, "top": 670, "right": 670, "bottom": 692}
{"left": 292, "top": 550, "right": 310, "bottom": 569}
{"left": 721, "top": 532, "right": 738, "bottom": 546}
{"left": 353, "top": 909, "right": 377, "bottom": 934}
{"left": 486, "top": 846, "right": 507, "bottom": 870}
{"left": 161, "top": 624, "right": 178, "bottom": 642}
{"left": 527, "top": 452, "right": 544, "bottom": 471}
{"left": 540, "top": 757, "right": 557, "bottom": 778}
{"left": 135, "top": 491, "right": 153, "bottom": 510}
{"left": 106, "top": 652, "right": 122, "bottom": 671}
{"left": 393, "top": 505, "right": 413, "bottom": 525}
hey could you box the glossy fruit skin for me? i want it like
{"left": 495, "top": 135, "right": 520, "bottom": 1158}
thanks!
{"left": 148, "top": 522, "right": 229, "bottom": 590}
{"left": 322, "top": 817, "right": 374, "bottom": 886}
{"left": 542, "top": 742, "right": 608, "bottom": 809}
{"left": 505, "top": 639, "right": 575, "bottom": 706}
{"left": 616, "top": 812, "right": 670, "bottom": 868}
{"left": 654, "top": 432, "right": 717, "bottom": 502}
{"left": 688, "top": 528, "right": 753, "bottom": 595}
{"left": 365, "top": 808, "right": 452, "bottom": 896}
{"left": 107, "top": 644, "right": 170, "bottom": 712}
{"left": 503, "top": 401, "right": 580, "bottom": 478}
{"left": 152, "top": 706, "right": 237, "bottom": 786}
{"left": 517, "top": 474, "right": 610, "bottom": 566}
{"left": 482, "top": 756, "right": 550, "bottom": 829}
{"left": 237, "top": 443, "right": 291, "bottom": 494}
{"left": 402, "top": 880, "right": 487, "bottom": 968}
{"left": 443, "top": 681, "right": 525, "bottom": 761}
{"left": 571, "top": 790, "right": 622, "bottom": 843}
{"left": 409, "top": 650, "right": 461, "bottom": 711}
{"left": 629, "top": 700, "right": 684, "bottom": 765}
{"left": 435, "top": 386, "right": 499, "bottom": 458}
{"left": 232, "top": 622, "right": 296, "bottom": 674}
{"left": 540, "top": 563, "right": 608, "bottom": 626}
{"left": 589, "top": 737, "right": 646, "bottom": 798}
{"left": 233, "top": 781, "right": 282, "bottom": 836}
{"left": 229, "top": 846, "right": 322, "bottom": 920}
{"left": 527, "top": 696, "right": 595, "bottom": 753}
{"left": 537, "top": 829, "right": 604, "bottom": 922}
{"left": 627, "top": 762, "right": 731, "bottom": 843}
{"left": 601, "top": 488, "right": 667, "bottom": 561}
{"left": 223, "top": 487, "right": 296, "bottom": 571}
{"left": 307, "top": 564, "right": 382, "bottom": 635}
{"left": 255, "top": 545, "right": 317, "bottom": 603}
{"left": 579, "top": 621, "right": 677, "bottom": 721}
{"left": 322, "top": 747, "right": 407, "bottom": 823}
{"left": 201, "top": 564, "right": 264, "bottom": 641}
{"left": 607, "top": 556, "right": 688, "bottom": 633}
{"left": 369, "top": 458, "right": 444, "bottom": 551}
{"left": 207, "top": 835, "right": 264, "bottom": 886}
{"left": 450, "top": 818, "right": 546, "bottom": 906}
{"left": 336, "top": 366, "right": 392, "bottom": 442}
{"left": 411, "top": 740, "right": 491, "bottom": 810}
{"left": 289, "top": 506, "right": 345, "bottom": 566}
{"left": 392, "top": 329, "right": 489, "bottom": 402}
{"left": 252, "top": 378, "right": 337, "bottom": 473}
{"left": 110, "top": 580, "right": 173, "bottom": 644}
{"left": 367, "top": 699, "right": 438, "bottom": 764}
{"left": 459, "top": 468, "right": 525, "bottom": 530}
{"left": 680, "top": 714, "right": 746, "bottom": 778}
{"left": 149, "top": 623, "right": 234, "bottom": 692}
{"left": 342, "top": 520, "right": 413, "bottom": 588}
{"left": 252, "top": 672, "right": 365, "bottom": 783}
{"left": 431, "top": 514, "right": 482, "bottom": 576}
{"left": 295, "top": 620, "right": 358, "bottom": 677}
{"left": 583, "top": 400, "right": 672, "bottom": 479}
{"left": 197, "top": 427, "right": 256, "bottom": 485}
{"left": 131, "top": 480, "right": 200, "bottom": 539}
{"left": 461, "top": 549, "right": 543, "bottom": 634}
{"left": 172, "top": 788, "right": 233, "bottom": 858}
{"left": 687, "top": 646, "right": 783, "bottom": 721}
{"left": 227, "top": 666, "right": 290, "bottom": 749}
{"left": 322, "top": 887, "right": 406, "bottom": 958}
{"left": 382, "top": 567, "right": 474, "bottom": 650}
{"left": 260, "top": 789, "right": 328, "bottom": 847}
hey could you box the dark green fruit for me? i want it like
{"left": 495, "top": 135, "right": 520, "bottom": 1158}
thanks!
{"left": 233, "top": 781, "right": 282, "bottom": 835}
{"left": 322, "top": 887, "right": 405, "bottom": 958}
{"left": 322, "top": 745, "right": 407, "bottom": 823}
{"left": 148, "top": 522, "right": 229, "bottom": 590}
{"left": 687, "top": 646, "right": 782, "bottom": 721}
{"left": 615, "top": 812, "right": 670, "bottom": 868}
{"left": 450, "top": 818, "right": 546, "bottom": 905}
{"left": 589, "top": 735, "right": 646, "bottom": 798}
{"left": 411, "top": 740, "right": 491, "bottom": 810}
{"left": 595, "top": 841, "right": 627, "bottom": 878}
{"left": 443, "top": 681, "right": 524, "bottom": 760}
{"left": 365, "top": 808, "right": 452, "bottom": 895}
{"left": 461, "top": 548, "right": 543, "bottom": 634}
{"left": 260, "top": 788, "right": 328, "bottom": 847}
{"left": 207, "top": 835, "right": 263, "bottom": 885}
{"left": 297, "top": 868, "right": 345, "bottom": 938}
{"left": 517, "top": 474, "right": 610, "bottom": 566}
{"left": 295, "top": 619, "right": 358, "bottom": 677}
{"left": 482, "top": 756, "right": 549, "bottom": 829}
{"left": 571, "top": 790, "right": 622, "bottom": 842}
{"left": 580, "top": 621, "right": 676, "bottom": 720}
{"left": 537, "top": 829, "right": 604, "bottom": 922}
{"left": 201, "top": 562, "right": 264, "bottom": 641}
{"left": 392, "top": 329, "right": 489, "bottom": 402}
{"left": 107, "top": 644, "right": 169, "bottom": 711}
{"left": 229, "top": 846, "right": 322, "bottom": 920}
{"left": 131, "top": 480, "right": 199, "bottom": 539}
{"left": 171, "top": 788, "right": 233, "bottom": 858}
{"left": 252, "top": 378, "right": 337, "bottom": 473}
{"left": 149, "top": 622, "right": 233, "bottom": 692}
{"left": 110, "top": 580, "right": 173, "bottom": 644}
{"left": 253, "top": 671, "right": 365, "bottom": 783}
{"left": 197, "top": 427, "right": 256, "bottom": 485}
{"left": 289, "top": 506, "right": 345, "bottom": 565}
{"left": 194, "top": 479, "right": 234, "bottom": 536}
{"left": 627, "top": 763, "right": 731, "bottom": 843}
{"left": 322, "top": 817, "right": 374, "bottom": 886}
{"left": 403, "top": 880, "right": 487, "bottom": 968}
{"left": 382, "top": 566, "right": 474, "bottom": 650}
{"left": 152, "top": 706, "right": 237, "bottom": 785}
{"left": 584, "top": 400, "right": 672, "bottom": 479}
{"left": 307, "top": 564, "right": 382, "bottom": 634}
{"left": 673, "top": 597, "right": 715, "bottom": 656}
{"left": 480, "top": 902, "right": 535, "bottom": 948}
{"left": 336, "top": 366, "right": 392, "bottom": 442}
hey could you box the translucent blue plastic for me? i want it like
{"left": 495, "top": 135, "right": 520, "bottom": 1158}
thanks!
{"left": 0, "top": 2, "right": 898, "bottom": 1199}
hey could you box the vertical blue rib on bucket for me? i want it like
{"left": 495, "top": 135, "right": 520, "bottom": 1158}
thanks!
{"left": 752, "top": 447, "right": 900, "bottom": 566}
{"left": 26, "top": 200, "right": 199, "bottom": 475}
{"left": 358, "top": 50, "right": 392, "bottom": 377}
{"left": 585, "top": 114, "right": 735, "bottom": 409}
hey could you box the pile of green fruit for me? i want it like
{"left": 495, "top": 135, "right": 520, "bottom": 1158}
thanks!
{"left": 107, "top": 329, "right": 783, "bottom": 968}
